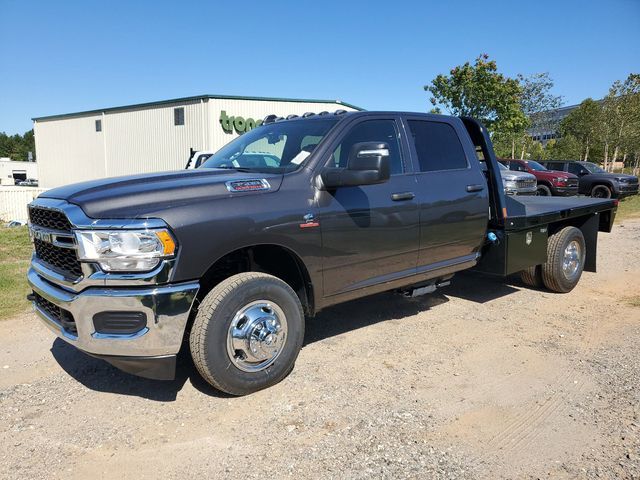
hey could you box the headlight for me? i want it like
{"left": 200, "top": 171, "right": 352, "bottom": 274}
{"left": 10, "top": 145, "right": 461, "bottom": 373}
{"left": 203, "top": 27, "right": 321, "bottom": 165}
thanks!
{"left": 75, "top": 229, "right": 176, "bottom": 272}
{"left": 554, "top": 177, "right": 568, "bottom": 182}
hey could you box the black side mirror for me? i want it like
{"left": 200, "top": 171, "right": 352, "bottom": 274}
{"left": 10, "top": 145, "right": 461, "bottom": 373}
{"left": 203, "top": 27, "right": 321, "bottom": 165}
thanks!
{"left": 320, "top": 142, "right": 391, "bottom": 189}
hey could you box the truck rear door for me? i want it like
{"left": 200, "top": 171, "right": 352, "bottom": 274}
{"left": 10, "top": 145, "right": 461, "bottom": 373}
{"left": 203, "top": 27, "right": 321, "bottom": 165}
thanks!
{"left": 402, "top": 116, "right": 489, "bottom": 271}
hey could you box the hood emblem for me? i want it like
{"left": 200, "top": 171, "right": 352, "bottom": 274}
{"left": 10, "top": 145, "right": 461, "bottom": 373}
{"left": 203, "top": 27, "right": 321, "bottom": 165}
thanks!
{"left": 225, "top": 179, "right": 271, "bottom": 193}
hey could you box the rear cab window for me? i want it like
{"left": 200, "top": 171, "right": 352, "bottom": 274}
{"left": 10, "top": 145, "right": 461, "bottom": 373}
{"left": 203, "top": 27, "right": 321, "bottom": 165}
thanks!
{"left": 405, "top": 119, "right": 469, "bottom": 172}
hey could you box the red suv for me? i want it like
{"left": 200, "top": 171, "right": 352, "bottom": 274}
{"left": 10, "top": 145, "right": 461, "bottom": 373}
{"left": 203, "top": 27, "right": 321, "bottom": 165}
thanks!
{"left": 500, "top": 159, "right": 579, "bottom": 196}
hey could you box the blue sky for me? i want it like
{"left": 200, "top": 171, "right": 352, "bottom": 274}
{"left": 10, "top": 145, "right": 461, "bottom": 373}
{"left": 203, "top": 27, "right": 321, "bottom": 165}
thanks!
{"left": 0, "top": 0, "right": 638, "bottom": 135}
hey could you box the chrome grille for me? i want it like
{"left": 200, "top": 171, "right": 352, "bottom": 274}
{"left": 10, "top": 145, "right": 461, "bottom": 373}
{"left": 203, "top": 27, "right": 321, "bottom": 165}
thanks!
{"left": 516, "top": 179, "right": 537, "bottom": 188}
{"left": 29, "top": 206, "right": 83, "bottom": 279}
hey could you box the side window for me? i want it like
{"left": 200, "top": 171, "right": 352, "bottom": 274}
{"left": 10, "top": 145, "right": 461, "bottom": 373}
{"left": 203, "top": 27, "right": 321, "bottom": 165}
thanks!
{"left": 329, "top": 120, "right": 404, "bottom": 175}
{"left": 567, "top": 163, "right": 584, "bottom": 175}
{"left": 407, "top": 120, "right": 468, "bottom": 172}
{"left": 547, "top": 162, "right": 564, "bottom": 171}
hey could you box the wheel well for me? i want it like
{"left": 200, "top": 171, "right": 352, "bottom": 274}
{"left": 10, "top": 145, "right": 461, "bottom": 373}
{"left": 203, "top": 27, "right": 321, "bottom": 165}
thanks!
{"left": 537, "top": 181, "right": 552, "bottom": 188}
{"left": 196, "top": 245, "right": 314, "bottom": 316}
{"left": 591, "top": 182, "right": 613, "bottom": 190}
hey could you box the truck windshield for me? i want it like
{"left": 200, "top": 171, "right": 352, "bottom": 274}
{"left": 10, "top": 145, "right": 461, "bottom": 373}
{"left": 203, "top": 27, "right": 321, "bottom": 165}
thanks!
{"left": 526, "top": 161, "right": 547, "bottom": 171}
{"left": 582, "top": 162, "right": 606, "bottom": 173}
{"left": 200, "top": 118, "right": 339, "bottom": 173}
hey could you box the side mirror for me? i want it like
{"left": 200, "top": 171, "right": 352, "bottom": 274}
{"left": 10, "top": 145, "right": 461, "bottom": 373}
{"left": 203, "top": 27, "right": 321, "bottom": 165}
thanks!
{"left": 320, "top": 142, "right": 391, "bottom": 189}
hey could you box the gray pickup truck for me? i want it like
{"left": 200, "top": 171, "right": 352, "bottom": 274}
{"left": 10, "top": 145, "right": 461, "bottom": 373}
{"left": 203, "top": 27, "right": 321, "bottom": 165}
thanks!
{"left": 27, "top": 111, "right": 617, "bottom": 395}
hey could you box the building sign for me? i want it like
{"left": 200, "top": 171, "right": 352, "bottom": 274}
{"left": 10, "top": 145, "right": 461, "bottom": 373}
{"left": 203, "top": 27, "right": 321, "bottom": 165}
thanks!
{"left": 220, "top": 110, "right": 264, "bottom": 135}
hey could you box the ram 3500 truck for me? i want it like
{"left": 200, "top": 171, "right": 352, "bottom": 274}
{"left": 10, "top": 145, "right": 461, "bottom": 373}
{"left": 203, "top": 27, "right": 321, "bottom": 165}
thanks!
{"left": 27, "top": 111, "right": 617, "bottom": 395}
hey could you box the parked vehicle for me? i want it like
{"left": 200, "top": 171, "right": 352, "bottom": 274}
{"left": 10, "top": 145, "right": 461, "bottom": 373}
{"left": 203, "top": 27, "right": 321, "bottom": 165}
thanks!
{"left": 184, "top": 150, "right": 214, "bottom": 169}
{"left": 540, "top": 160, "right": 639, "bottom": 198}
{"left": 497, "top": 162, "right": 537, "bottom": 195}
{"left": 17, "top": 178, "right": 39, "bottom": 187}
{"left": 500, "top": 159, "right": 578, "bottom": 196}
{"left": 5, "top": 220, "right": 26, "bottom": 227}
{"left": 27, "top": 111, "right": 618, "bottom": 395}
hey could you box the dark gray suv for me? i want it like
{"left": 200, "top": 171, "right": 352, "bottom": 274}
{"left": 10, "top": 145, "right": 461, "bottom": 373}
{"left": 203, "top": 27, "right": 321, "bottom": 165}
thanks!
{"left": 540, "top": 160, "right": 639, "bottom": 198}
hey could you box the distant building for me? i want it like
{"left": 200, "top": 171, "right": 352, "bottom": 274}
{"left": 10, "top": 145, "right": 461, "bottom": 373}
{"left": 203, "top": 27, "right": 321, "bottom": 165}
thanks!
{"left": 528, "top": 100, "right": 602, "bottom": 145}
{"left": 0, "top": 158, "right": 38, "bottom": 186}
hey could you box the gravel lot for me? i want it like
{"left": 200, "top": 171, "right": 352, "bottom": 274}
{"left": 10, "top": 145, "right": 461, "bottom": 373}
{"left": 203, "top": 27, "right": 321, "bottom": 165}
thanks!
{"left": 1, "top": 219, "right": 639, "bottom": 479}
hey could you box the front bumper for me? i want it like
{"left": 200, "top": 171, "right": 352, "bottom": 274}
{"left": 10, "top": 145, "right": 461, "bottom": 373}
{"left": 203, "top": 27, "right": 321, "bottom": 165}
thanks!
{"left": 617, "top": 184, "right": 639, "bottom": 197}
{"left": 551, "top": 185, "right": 579, "bottom": 196}
{"left": 28, "top": 268, "right": 199, "bottom": 379}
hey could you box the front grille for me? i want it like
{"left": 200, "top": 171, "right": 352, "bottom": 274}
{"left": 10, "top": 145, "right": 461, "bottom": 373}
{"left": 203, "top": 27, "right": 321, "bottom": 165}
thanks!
{"left": 33, "top": 292, "right": 77, "bottom": 335}
{"left": 29, "top": 206, "right": 73, "bottom": 231}
{"left": 30, "top": 206, "right": 83, "bottom": 279}
{"left": 33, "top": 238, "right": 83, "bottom": 279}
{"left": 517, "top": 179, "right": 537, "bottom": 188}
{"left": 567, "top": 179, "right": 579, "bottom": 187}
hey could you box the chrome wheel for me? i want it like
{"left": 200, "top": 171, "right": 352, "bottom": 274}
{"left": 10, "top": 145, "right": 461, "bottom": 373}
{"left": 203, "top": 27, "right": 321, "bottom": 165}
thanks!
{"left": 227, "top": 300, "right": 287, "bottom": 372}
{"left": 562, "top": 240, "right": 581, "bottom": 280}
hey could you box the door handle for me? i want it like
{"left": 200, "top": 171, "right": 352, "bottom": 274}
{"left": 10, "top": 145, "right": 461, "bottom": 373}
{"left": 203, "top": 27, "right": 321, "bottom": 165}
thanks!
{"left": 391, "top": 192, "right": 415, "bottom": 201}
{"left": 466, "top": 184, "right": 484, "bottom": 192}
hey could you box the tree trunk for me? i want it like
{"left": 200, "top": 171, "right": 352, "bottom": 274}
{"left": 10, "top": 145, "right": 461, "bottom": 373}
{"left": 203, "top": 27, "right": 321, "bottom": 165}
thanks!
{"left": 603, "top": 142, "right": 609, "bottom": 171}
{"left": 520, "top": 141, "right": 526, "bottom": 160}
{"left": 511, "top": 139, "right": 515, "bottom": 159}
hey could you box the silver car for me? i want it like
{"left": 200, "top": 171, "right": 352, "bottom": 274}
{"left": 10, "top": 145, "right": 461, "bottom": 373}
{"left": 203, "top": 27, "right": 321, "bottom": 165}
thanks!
{"left": 498, "top": 162, "right": 537, "bottom": 195}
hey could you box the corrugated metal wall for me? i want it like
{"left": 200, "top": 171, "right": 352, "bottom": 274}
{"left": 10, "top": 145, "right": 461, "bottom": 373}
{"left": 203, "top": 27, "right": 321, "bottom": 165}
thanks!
{"left": 34, "top": 115, "right": 106, "bottom": 188}
{"left": 34, "top": 98, "right": 357, "bottom": 189}
{"left": 0, "top": 187, "right": 48, "bottom": 222}
{"left": 104, "top": 99, "right": 208, "bottom": 177}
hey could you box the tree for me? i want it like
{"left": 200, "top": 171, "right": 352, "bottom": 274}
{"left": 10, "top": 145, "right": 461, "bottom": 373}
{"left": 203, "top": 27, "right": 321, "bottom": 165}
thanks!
{"left": 0, "top": 130, "right": 35, "bottom": 161}
{"left": 518, "top": 73, "right": 563, "bottom": 159}
{"left": 559, "top": 99, "right": 602, "bottom": 161}
{"left": 545, "top": 135, "right": 582, "bottom": 160}
{"left": 425, "top": 54, "right": 528, "bottom": 157}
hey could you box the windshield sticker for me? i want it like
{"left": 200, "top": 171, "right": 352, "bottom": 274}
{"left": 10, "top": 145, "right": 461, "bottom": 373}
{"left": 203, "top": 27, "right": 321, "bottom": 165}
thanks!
{"left": 290, "top": 150, "right": 311, "bottom": 165}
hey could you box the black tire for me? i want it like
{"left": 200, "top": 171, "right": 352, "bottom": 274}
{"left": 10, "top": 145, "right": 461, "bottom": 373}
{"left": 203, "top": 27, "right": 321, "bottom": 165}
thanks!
{"left": 520, "top": 264, "right": 543, "bottom": 288}
{"left": 536, "top": 185, "right": 552, "bottom": 196}
{"left": 541, "top": 227, "right": 586, "bottom": 293}
{"left": 190, "top": 272, "right": 304, "bottom": 395}
{"left": 591, "top": 184, "right": 612, "bottom": 198}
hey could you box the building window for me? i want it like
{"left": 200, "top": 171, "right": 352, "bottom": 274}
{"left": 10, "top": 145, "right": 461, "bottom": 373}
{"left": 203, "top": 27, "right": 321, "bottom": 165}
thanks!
{"left": 95, "top": 119, "right": 102, "bottom": 132}
{"left": 174, "top": 107, "right": 185, "bottom": 126}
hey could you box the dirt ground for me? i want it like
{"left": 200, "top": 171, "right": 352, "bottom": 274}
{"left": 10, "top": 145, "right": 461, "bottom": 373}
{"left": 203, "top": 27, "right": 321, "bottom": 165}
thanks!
{"left": 1, "top": 220, "right": 639, "bottom": 480}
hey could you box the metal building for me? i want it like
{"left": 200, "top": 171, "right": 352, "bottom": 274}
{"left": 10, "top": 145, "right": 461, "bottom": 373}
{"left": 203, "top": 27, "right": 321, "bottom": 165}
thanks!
{"left": 33, "top": 94, "right": 362, "bottom": 188}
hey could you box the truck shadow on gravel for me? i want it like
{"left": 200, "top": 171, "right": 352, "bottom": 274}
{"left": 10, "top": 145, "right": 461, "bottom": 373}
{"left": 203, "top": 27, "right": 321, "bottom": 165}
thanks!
{"left": 50, "top": 272, "right": 523, "bottom": 401}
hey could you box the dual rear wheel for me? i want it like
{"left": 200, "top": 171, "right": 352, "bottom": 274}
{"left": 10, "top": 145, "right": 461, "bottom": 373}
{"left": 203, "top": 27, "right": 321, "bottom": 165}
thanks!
{"left": 520, "top": 226, "right": 586, "bottom": 293}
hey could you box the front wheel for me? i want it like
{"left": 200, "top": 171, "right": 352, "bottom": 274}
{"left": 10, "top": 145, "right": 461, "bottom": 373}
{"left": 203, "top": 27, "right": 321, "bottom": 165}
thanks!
{"left": 591, "top": 185, "right": 612, "bottom": 198}
{"left": 190, "top": 272, "right": 305, "bottom": 395}
{"left": 541, "top": 227, "right": 586, "bottom": 293}
{"left": 536, "top": 185, "right": 552, "bottom": 196}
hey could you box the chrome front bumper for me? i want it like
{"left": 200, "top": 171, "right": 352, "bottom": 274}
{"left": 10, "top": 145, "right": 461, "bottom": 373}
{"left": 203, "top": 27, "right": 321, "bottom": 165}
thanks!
{"left": 28, "top": 268, "right": 199, "bottom": 358}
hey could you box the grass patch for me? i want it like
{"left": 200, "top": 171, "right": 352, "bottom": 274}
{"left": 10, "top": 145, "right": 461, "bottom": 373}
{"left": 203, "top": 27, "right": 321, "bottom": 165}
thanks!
{"left": 0, "top": 226, "right": 32, "bottom": 320}
{"left": 625, "top": 295, "right": 640, "bottom": 308}
{"left": 616, "top": 195, "right": 640, "bottom": 221}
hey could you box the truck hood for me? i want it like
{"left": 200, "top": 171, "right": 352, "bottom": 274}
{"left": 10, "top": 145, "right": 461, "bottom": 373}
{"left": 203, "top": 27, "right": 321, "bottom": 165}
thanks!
{"left": 40, "top": 169, "right": 284, "bottom": 219}
{"left": 500, "top": 170, "right": 536, "bottom": 181}
{"left": 587, "top": 172, "right": 638, "bottom": 182}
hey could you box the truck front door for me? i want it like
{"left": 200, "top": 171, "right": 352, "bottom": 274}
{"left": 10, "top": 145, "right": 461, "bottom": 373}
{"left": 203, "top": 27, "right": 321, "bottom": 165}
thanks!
{"left": 317, "top": 116, "right": 419, "bottom": 297}
{"left": 403, "top": 116, "right": 489, "bottom": 271}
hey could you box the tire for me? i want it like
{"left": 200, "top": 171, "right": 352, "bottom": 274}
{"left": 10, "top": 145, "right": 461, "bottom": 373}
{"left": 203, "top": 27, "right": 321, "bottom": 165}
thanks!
{"left": 536, "top": 185, "right": 552, "bottom": 196}
{"left": 591, "top": 184, "right": 612, "bottom": 199}
{"left": 541, "top": 227, "right": 586, "bottom": 293}
{"left": 190, "top": 272, "right": 304, "bottom": 396}
{"left": 520, "top": 265, "right": 543, "bottom": 288}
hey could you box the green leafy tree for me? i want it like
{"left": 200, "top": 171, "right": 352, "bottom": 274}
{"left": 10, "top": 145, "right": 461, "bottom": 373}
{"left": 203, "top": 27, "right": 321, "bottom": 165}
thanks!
{"left": 0, "top": 130, "right": 35, "bottom": 161}
{"left": 544, "top": 135, "right": 582, "bottom": 160}
{"left": 559, "top": 99, "right": 602, "bottom": 161}
{"left": 518, "top": 73, "right": 563, "bottom": 159}
{"left": 425, "top": 54, "right": 528, "bottom": 158}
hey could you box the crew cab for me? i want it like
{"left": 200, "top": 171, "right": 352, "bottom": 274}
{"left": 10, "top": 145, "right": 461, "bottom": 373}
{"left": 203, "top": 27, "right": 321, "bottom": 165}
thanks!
{"left": 500, "top": 159, "right": 578, "bottom": 196}
{"left": 540, "top": 160, "right": 639, "bottom": 198}
{"left": 27, "top": 111, "right": 617, "bottom": 396}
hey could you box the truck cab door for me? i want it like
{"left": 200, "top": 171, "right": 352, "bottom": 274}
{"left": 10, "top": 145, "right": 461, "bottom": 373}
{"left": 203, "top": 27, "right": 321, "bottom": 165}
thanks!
{"left": 402, "top": 116, "right": 489, "bottom": 271}
{"left": 316, "top": 116, "right": 419, "bottom": 297}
